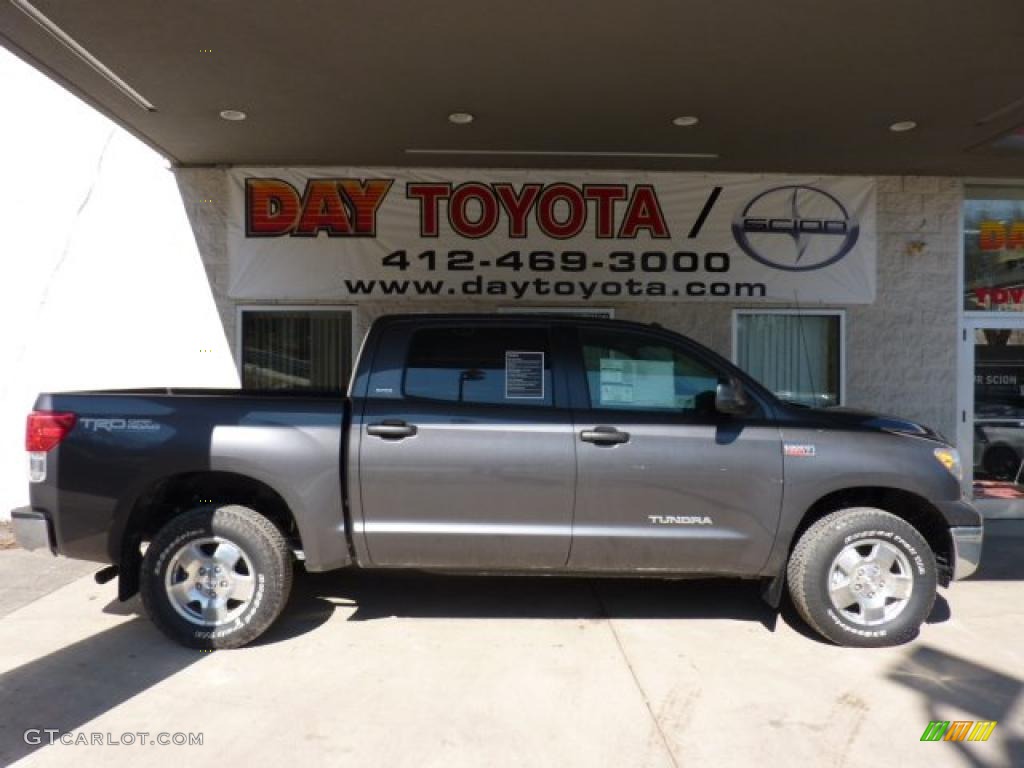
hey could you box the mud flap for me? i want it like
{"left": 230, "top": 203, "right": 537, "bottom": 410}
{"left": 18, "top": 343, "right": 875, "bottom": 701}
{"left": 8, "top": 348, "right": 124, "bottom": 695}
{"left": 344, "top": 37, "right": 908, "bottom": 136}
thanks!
{"left": 761, "top": 573, "right": 786, "bottom": 608}
{"left": 117, "top": 537, "right": 141, "bottom": 601}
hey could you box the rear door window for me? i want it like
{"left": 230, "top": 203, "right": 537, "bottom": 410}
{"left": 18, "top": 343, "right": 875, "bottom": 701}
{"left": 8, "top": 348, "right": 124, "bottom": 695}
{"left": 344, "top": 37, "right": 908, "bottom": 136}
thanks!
{"left": 404, "top": 326, "right": 554, "bottom": 406}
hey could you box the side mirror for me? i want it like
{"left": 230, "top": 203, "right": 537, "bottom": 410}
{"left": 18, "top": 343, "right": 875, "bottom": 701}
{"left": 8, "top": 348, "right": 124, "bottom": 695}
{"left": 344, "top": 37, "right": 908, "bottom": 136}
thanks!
{"left": 715, "top": 378, "right": 751, "bottom": 416}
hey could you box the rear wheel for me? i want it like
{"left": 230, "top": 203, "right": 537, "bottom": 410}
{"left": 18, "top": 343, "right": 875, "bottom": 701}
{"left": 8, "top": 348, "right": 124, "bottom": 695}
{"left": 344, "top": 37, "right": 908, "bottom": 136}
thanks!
{"left": 140, "top": 504, "right": 292, "bottom": 649}
{"left": 786, "top": 507, "right": 936, "bottom": 647}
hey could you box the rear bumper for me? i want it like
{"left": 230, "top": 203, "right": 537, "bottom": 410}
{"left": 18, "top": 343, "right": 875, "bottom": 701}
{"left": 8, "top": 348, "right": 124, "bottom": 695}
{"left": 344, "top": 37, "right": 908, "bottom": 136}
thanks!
{"left": 10, "top": 507, "right": 55, "bottom": 554}
{"left": 950, "top": 525, "right": 984, "bottom": 580}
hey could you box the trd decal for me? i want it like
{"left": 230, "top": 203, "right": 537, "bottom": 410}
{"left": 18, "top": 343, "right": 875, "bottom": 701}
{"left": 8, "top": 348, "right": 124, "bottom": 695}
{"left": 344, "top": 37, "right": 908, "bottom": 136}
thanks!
{"left": 79, "top": 418, "right": 160, "bottom": 432}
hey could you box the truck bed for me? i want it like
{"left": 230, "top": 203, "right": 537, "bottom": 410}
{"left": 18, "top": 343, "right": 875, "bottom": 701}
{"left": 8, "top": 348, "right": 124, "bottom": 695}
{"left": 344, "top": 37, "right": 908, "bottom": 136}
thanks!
{"left": 30, "top": 388, "right": 351, "bottom": 571}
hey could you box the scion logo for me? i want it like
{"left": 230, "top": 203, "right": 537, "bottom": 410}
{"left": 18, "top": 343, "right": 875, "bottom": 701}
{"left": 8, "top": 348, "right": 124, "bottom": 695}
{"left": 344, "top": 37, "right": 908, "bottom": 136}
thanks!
{"left": 732, "top": 185, "right": 859, "bottom": 272}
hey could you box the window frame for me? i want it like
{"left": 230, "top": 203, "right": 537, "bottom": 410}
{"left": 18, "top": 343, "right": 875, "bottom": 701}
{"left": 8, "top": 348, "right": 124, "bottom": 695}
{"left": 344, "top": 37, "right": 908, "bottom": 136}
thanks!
{"left": 399, "top": 324, "right": 558, "bottom": 409}
{"left": 236, "top": 304, "right": 358, "bottom": 392}
{"left": 730, "top": 308, "right": 846, "bottom": 407}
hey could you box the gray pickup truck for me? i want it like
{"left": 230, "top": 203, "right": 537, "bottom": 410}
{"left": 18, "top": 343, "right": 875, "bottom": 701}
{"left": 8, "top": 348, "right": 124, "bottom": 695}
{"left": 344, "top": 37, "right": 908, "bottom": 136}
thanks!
{"left": 13, "top": 314, "right": 982, "bottom": 649}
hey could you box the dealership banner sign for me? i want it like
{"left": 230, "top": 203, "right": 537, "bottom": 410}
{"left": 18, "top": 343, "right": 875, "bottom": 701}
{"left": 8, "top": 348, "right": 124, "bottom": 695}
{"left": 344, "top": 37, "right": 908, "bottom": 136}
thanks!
{"left": 227, "top": 168, "right": 876, "bottom": 303}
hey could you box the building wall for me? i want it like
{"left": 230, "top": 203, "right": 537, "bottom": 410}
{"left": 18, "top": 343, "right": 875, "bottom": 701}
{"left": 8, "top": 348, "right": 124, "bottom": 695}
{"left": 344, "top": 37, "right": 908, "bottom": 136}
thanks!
{"left": 0, "top": 50, "right": 239, "bottom": 520}
{"left": 175, "top": 170, "right": 961, "bottom": 440}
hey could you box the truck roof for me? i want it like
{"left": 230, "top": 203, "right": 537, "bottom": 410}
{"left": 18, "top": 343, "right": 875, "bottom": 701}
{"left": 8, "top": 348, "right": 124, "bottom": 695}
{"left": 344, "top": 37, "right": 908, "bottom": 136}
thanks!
{"left": 370, "top": 313, "right": 662, "bottom": 332}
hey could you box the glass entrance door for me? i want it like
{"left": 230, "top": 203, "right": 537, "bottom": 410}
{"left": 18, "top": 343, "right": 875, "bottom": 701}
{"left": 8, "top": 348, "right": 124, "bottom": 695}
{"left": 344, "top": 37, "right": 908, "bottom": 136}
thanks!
{"left": 966, "top": 321, "right": 1024, "bottom": 516}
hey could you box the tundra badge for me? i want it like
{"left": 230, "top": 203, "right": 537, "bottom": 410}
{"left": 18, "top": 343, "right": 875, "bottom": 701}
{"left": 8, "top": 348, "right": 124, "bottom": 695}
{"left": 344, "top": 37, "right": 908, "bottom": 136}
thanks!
{"left": 648, "top": 515, "right": 714, "bottom": 525}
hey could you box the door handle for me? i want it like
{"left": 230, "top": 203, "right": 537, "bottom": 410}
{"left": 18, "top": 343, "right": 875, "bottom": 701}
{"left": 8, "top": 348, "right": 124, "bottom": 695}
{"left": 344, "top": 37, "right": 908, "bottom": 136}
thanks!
{"left": 367, "top": 421, "right": 418, "bottom": 439}
{"left": 580, "top": 426, "right": 630, "bottom": 445}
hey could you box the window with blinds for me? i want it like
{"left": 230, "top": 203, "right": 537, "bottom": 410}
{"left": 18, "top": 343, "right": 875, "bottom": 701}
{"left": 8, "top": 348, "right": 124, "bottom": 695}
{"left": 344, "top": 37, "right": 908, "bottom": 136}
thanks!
{"left": 241, "top": 309, "right": 353, "bottom": 392}
{"left": 735, "top": 311, "right": 843, "bottom": 408}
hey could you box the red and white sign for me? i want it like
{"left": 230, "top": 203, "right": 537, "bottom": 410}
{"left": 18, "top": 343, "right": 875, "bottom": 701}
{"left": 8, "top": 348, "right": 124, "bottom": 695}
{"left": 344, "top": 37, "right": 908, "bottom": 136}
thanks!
{"left": 227, "top": 168, "right": 876, "bottom": 303}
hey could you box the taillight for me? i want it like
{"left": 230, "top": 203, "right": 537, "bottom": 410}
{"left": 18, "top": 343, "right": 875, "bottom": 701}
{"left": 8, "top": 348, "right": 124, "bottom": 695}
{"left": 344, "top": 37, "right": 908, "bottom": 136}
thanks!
{"left": 25, "top": 411, "right": 77, "bottom": 452}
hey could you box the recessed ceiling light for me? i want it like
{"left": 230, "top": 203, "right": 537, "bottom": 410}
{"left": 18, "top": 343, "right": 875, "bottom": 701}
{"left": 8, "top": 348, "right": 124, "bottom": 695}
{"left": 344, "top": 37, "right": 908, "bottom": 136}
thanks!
{"left": 671, "top": 116, "right": 700, "bottom": 127}
{"left": 219, "top": 109, "right": 247, "bottom": 121}
{"left": 889, "top": 120, "right": 917, "bottom": 132}
{"left": 448, "top": 112, "right": 475, "bottom": 125}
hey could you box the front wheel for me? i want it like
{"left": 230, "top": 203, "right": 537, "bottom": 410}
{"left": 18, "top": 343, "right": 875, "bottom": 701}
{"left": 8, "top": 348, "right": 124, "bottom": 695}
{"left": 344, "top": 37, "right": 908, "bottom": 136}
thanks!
{"left": 140, "top": 505, "right": 293, "bottom": 649}
{"left": 786, "top": 507, "right": 936, "bottom": 647}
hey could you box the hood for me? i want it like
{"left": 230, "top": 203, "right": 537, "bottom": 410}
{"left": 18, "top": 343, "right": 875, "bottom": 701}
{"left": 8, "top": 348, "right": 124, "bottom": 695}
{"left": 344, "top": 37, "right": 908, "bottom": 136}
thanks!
{"left": 794, "top": 405, "right": 947, "bottom": 443}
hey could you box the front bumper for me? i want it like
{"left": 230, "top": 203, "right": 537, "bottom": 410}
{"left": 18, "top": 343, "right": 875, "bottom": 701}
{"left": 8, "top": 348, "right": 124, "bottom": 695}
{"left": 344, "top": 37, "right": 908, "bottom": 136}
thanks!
{"left": 950, "top": 525, "right": 984, "bottom": 580}
{"left": 10, "top": 507, "right": 55, "bottom": 554}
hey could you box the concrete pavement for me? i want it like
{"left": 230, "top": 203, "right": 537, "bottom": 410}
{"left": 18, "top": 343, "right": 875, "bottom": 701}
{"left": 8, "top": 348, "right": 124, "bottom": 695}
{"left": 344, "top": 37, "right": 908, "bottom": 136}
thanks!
{"left": 0, "top": 523, "right": 1021, "bottom": 768}
{"left": 0, "top": 547, "right": 96, "bottom": 619}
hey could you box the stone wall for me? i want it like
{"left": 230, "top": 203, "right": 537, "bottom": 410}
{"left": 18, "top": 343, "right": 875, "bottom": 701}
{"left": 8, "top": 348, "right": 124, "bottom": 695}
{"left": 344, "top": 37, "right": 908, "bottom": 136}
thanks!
{"left": 846, "top": 177, "right": 961, "bottom": 438}
{"left": 175, "top": 171, "right": 961, "bottom": 438}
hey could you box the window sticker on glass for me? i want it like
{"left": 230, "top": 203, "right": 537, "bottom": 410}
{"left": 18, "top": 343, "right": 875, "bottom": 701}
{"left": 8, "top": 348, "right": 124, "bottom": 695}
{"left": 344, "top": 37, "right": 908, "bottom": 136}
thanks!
{"left": 505, "top": 351, "right": 545, "bottom": 399}
{"left": 599, "top": 358, "right": 675, "bottom": 408}
{"left": 599, "top": 359, "right": 632, "bottom": 403}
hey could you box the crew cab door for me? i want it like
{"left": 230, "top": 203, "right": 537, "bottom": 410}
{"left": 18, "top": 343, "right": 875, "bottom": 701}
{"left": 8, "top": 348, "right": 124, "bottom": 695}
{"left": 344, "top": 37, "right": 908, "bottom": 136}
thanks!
{"left": 567, "top": 325, "right": 783, "bottom": 574}
{"left": 355, "top": 321, "right": 575, "bottom": 569}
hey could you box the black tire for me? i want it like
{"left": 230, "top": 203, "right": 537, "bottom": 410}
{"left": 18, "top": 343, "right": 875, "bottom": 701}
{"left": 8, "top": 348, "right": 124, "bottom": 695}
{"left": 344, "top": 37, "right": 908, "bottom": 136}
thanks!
{"left": 786, "top": 507, "right": 936, "bottom": 648}
{"left": 140, "top": 505, "right": 292, "bottom": 649}
{"left": 982, "top": 445, "right": 1020, "bottom": 481}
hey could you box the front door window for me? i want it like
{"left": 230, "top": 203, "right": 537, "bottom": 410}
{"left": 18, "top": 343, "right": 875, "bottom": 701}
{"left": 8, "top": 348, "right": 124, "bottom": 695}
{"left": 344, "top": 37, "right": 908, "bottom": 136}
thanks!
{"left": 578, "top": 328, "right": 722, "bottom": 417}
